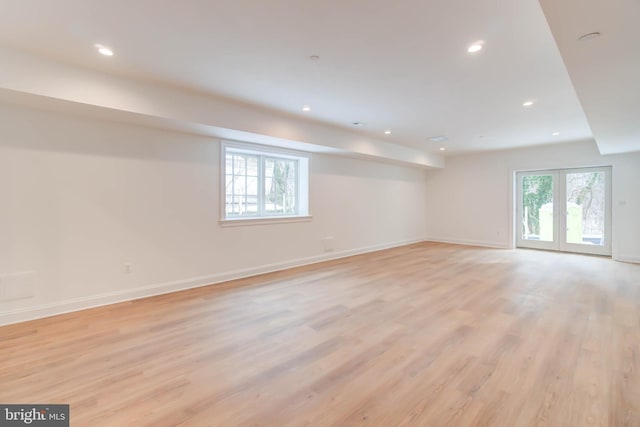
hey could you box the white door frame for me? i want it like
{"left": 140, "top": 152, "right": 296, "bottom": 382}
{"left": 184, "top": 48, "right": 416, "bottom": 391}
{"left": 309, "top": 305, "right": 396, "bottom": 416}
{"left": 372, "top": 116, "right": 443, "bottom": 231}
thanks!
{"left": 516, "top": 166, "right": 612, "bottom": 256}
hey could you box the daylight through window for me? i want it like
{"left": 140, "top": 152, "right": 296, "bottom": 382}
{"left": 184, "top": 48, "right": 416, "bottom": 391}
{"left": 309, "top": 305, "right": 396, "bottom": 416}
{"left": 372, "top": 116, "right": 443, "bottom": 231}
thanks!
{"left": 223, "top": 142, "right": 309, "bottom": 220}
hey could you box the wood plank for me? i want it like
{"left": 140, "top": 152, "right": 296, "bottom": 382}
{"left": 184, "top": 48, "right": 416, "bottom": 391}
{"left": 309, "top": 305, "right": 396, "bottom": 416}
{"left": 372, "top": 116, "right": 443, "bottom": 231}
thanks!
{"left": 1, "top": 242, "right": 639, "bottom": 426}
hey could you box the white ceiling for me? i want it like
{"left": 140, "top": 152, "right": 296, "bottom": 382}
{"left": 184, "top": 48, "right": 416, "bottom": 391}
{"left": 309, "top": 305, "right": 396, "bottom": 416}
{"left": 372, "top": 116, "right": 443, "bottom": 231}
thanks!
{"left": 540, "top": 0, "right": 640, "bottom": 155}
{"left": 0, "top": 0, "right": 636, "bottom": 156}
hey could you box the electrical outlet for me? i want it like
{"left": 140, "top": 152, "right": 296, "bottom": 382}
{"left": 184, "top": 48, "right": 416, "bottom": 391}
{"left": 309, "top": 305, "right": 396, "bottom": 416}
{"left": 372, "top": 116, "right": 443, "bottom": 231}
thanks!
{"left": 321, "top": 236, "right": 335, "bottom": 252}
{"left": 1, "top": 272, "right": 36, "bottom": 301}
{"left": 124, "top": 263, "right": 133, "bottom": 274}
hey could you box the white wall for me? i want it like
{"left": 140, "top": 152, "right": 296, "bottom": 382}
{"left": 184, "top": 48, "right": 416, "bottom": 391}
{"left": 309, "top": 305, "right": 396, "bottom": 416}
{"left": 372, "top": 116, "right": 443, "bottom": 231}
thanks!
{"left": 0, "top": 104, "right": 428, "bottom": 325}
{"left": 425, "top": 140, "right": 640, "bottom": 262}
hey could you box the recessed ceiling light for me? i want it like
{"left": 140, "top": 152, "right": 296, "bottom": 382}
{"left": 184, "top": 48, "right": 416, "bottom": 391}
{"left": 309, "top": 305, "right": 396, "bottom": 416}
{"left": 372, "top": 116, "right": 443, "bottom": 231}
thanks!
{"left": 439, "top": 147, "right": 446, "bottom": 151}
{"left": 302, "top": 106, "right": 311, "bottom": 112}
{"left": 309, "top": 55, "right": 320, "bottom": 61}
{"left": 384, "top": 130, "right": 392, "bottom": 135}
{"left": 552, "top": 132, "right": 560, "bottom": 136}
{"left": 578, "top": 32, "right": 601, "bottom": 42}
{"left": 523, "top": 101, "right": 534, "bottom": 107}
{"left": 95, "top": 44, "right": 114, "bottom": 56}
{"left": 429, "top": 135, "right": 448, "bottom": 143}
{"left": 467, "top": 41, "right": 484, "bottom": 53}
{"left": 352, "top": 122, "right": 364, "bottom": 126}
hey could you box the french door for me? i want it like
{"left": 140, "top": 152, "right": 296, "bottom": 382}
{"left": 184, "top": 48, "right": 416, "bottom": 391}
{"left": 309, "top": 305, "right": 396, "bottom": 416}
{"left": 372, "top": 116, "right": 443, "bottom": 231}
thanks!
{"left": 516, "top": 167, "right": 612, "bottom": 256}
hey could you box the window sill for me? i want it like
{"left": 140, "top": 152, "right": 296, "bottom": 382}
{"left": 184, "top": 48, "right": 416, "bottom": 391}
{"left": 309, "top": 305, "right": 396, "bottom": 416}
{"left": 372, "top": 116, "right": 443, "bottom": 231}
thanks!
{"left": 219, "top": 215, "right": 313, "bottom": 227}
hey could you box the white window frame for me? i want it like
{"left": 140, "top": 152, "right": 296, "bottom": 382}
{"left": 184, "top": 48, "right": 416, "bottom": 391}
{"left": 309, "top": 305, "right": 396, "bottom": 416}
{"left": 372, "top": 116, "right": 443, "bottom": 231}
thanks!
{"left": 220, "top": 140, "right": 310, "bottom": 226}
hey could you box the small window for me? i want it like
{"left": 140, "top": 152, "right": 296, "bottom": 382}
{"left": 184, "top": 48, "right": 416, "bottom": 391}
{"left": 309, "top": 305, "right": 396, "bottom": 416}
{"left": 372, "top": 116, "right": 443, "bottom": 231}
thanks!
{"left": 222, "top": 141, "right": 309, "bottom": 222}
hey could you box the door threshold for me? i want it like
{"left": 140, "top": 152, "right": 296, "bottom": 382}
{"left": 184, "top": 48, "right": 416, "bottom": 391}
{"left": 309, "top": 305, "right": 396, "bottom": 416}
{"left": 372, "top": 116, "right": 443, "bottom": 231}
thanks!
{"left": 516, "top": 246, "right": 612, "bottom": 259}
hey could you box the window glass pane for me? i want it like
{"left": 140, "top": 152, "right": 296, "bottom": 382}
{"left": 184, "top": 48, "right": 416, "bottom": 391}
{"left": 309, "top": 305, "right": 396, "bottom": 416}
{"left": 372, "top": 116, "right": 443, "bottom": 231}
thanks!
{"left": 247, "top": 177, "right": 258, "bottom": 195}
{"left": 234, "top": 156, "right": 245, "bottom": 175}
{"left": 225, "top": 152, "right": 259, "bottom": 217}
{"left": 263, "top": 158, "right": 297, "bottom": 215}
{"left": 225, "top": 196, "right": 233, "bottom": 215}
{"left": 247, "top": 157, "right": 258, "bottom": 177}
{"left": 233, "top": 195, "right": 244, "bottom": 215}
{"left": 234, "top": 176, "right": 246, "bottom": 195}
{"left": 265, "top": 158, "right": 274, "bottom": 178}
{"left": 246, "top": 195, "right": 258, "bottom": 215}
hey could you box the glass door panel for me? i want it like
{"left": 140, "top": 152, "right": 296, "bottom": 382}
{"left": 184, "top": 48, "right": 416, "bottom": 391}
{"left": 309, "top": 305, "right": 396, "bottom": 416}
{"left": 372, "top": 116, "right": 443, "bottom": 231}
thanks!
{"left": 516, "top": 172, "right": 558, "bottom": 251}
{"left": 565, "top": 171, "right": 605, "bottom": 245}
{"left": 560, "top": 168, "right": 611, "bottom": 255}
{"left": 521, "top": 174, "right": 554, "bottom": 242}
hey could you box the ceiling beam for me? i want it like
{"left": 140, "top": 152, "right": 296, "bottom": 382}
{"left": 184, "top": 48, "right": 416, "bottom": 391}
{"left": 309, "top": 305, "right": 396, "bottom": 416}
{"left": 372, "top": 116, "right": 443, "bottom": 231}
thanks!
{"left": 0, "top": 46, "right": 444, "bottom": 168}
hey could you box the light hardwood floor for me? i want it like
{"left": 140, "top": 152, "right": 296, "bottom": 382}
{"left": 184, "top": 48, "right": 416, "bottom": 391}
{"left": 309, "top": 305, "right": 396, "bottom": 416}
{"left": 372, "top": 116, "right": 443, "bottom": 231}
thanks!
{"left": 1, "top": 242, "right": 639, "bottom": 426}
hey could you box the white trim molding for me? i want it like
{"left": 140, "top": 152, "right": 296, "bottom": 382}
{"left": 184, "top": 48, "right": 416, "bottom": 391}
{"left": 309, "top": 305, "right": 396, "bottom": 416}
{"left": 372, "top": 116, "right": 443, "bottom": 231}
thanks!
{"left": 614, "top": 255, "right": 640, "bottom": 264}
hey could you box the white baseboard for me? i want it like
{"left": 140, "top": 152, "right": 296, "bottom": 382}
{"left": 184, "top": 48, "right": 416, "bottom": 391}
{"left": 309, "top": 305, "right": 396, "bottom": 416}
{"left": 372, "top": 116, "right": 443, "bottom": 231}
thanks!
{"left": 424, "top": 236, "right": 510, "bottom": 249}
{"left": 0, "top": 238, "right": 425, "bottom": 326}
{"left": 614, "top": 255, "right": 640, "bottom": 264}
